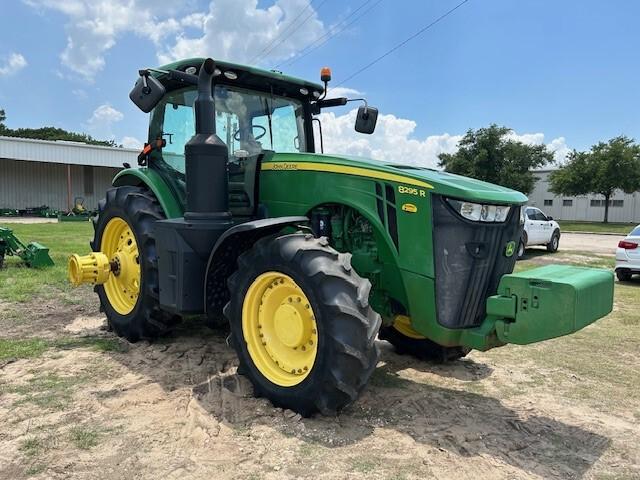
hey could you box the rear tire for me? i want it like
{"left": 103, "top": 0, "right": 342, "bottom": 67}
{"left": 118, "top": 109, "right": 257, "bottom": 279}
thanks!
{"left": 547, "top": 230, "right": 560, "bottom": 252}
{"left": 616, "top": 269, "right": 633, "bottom": 282}
{"left": 92, "top": 186, "right": 176, "bottom": 342}
{"left": 225, "top": 234, "right": 381, "bottom": 416}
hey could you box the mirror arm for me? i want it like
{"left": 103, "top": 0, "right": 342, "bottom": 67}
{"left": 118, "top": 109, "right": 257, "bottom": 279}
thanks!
{"left": 346, "top": 98, "right": 369, "bottom": 117}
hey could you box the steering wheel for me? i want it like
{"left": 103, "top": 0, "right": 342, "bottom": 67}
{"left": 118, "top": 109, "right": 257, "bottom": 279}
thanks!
{"left": 233, "top": 125, "right": 267, "bottom": 142}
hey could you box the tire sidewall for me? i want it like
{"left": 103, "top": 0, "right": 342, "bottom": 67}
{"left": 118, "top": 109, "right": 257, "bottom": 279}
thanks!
{"left": 548, "top": 230, "right": 560, "bottom": 252}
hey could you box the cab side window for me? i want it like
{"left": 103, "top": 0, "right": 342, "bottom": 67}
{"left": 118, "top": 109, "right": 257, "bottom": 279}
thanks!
{"left": 162, "top": 103, "right": 195, "bottom": 173}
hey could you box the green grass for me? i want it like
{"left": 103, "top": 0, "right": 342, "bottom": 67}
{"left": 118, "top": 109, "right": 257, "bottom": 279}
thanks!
{"left": 558, "top": 221, "right": 636, "bottom": 235}
{"left": 4, "top": 372, "right": 88, "bottom": 410}
{"left": 0, "top": 336, "right": 125, "bottom": 362}
{"left": 0, "top": 338, "right": 50, "bottom": 361}
{"left": 68, "top": 425, "right": 101, "bottom": 450}
{"left": 19, "top": 437, "right": 44, "bottom": 458}
{"left": 0, "top": 222, "right": 93, "bottom": 302}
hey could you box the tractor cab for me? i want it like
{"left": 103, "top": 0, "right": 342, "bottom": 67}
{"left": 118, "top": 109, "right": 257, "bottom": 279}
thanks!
{"left": 136, "top": 59, "right": 374, "bottom": 220}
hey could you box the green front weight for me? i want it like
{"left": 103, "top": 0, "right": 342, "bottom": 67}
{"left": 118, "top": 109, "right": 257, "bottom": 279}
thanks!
{"left": 486, "top": 265, "right": 614, "bottom": 345}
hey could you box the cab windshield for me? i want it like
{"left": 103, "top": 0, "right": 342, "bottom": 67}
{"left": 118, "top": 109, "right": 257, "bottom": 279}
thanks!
{"left": 151, "top": 85, "right": 307, "bottom": 174}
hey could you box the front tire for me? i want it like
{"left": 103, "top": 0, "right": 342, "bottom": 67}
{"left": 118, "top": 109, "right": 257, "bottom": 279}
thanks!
{"left": 379, "top": 316, "right": 469, "bottom": 362}
{"left": 92, "top": 186, "right": 174, "bottom": 342}
{"left": 547, "top": 230, "right": 560, "bottom": 252}
{"left": 224, "top": 234, "right": 381, "bottom": 416}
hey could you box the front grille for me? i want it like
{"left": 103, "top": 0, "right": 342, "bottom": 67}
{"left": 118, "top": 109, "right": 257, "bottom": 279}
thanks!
{"left": 432, "top": 195, "right": 522, "bottom": 329}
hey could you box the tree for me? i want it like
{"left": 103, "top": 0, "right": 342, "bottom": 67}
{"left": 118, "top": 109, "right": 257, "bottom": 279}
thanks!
{"left": 438, "top": 124, "right": 553, "bottom": 195}
{"left": 0, "top": 107, "right": 118, "bottom": 147}
{"left": 549, "top": 136, "right": 640, "bottom": 223}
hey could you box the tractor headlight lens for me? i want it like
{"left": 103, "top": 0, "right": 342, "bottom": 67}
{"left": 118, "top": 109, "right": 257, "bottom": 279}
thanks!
{"left": 447, "top": 199, "right": 511, "bottom": 223}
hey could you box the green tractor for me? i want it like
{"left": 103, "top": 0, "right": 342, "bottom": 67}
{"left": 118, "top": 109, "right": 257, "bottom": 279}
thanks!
{"left": 68, "top": 58, "right": 614, "bottom": 416}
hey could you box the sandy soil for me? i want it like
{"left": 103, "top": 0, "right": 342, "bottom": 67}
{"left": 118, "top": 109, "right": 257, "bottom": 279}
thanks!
{"left": 0, "top": 218, "right": 59, "bottom": 224}
{"left": 1, "top": 299, "right": 638, "bottom": 480}
{"left": 539, "top": 233, "right": 624, "bottom": 255}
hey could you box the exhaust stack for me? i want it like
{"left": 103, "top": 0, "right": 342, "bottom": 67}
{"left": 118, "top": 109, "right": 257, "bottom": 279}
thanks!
{"left": 184, "top": 58, "right": 230, "bottom": 220}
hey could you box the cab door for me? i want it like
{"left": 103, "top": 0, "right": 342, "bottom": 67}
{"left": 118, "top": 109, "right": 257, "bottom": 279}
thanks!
{"left": 525, "top": 208, "right": 543, "bottom": 244}
{"left": 536, "top": 209, "right": 554, "bottom": 243}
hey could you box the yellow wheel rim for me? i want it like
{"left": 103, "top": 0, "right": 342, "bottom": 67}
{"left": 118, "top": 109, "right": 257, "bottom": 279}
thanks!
{"left": 101, "top": 217, "right": 140, "bottom": 315}
{"left": 242, "top": 272, "right": 318, "bottom": 387}
{"left": 392, "top": 315, "right": 426, "bottom": 340}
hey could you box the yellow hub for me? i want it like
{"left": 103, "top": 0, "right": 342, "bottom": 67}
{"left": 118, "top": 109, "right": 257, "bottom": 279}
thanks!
{"left": 68, "top": 252, "right": 111, "bottom": 286}
{"left": 101, "top": 217, "right": 141, "bottom": 315}
{"left": 242, "top": 272, "right": 318, "bottom": 387}
{"left": 392, "top": 315, "right": 427, "bottom": 340}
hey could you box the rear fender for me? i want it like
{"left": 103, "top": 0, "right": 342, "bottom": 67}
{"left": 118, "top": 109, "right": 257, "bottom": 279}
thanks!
{"left": 113, "top": 168, "right": 183, "bottom": 218}
{"left": 204, "top": 216, "right": 309, "bottom": 321}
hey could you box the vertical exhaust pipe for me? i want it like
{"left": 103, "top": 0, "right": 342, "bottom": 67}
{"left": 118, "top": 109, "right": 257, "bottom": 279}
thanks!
{"left": 184, "top": 58, "right": 230, "bottom": 221}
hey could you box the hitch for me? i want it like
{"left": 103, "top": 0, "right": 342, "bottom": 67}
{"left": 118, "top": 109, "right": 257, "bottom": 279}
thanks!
{"left": 0, "top": 226, "right": 54, "bottom": 268}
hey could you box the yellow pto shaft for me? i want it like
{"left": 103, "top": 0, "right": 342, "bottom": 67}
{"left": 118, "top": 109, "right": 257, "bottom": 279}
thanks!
{"left": 68, "top": 252, "right": 111, "bottom": 286}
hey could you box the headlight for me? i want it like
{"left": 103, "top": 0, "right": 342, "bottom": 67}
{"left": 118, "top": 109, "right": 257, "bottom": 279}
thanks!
{"left": 446, "top": 199, "right": 511, "bottom": 223}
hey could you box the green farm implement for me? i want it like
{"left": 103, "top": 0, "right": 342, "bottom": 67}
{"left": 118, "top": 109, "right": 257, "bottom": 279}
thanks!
{"left": 0, "top": 226, "right": 54, "bottom": 268}
{"left": 68, "top": 58, "right": 613, "bottom": 416}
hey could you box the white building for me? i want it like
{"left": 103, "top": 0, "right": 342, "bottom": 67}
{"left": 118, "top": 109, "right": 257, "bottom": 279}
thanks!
{"left": 0, "top": 136, "right": 139, "bottom": 212}
{"left": 528, "top": 169, "right": 640, "bottom": 223}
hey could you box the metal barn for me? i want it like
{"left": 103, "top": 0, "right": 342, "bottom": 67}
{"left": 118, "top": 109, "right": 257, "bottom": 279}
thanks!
{"left": 528, "top": 169, "right": 640, "bottom": 223}
{"left": 0, "top": 136, "right": 138, "bottom": 212}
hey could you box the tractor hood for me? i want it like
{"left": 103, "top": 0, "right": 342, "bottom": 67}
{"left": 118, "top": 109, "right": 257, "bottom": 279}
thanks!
{"left": 267, "top": 153, "right": 528, "bottom": 205}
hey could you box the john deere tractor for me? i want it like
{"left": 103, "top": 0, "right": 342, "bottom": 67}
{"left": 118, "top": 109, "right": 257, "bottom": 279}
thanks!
{"left": 68, "top": 58, "right": 613, "bottom": 416}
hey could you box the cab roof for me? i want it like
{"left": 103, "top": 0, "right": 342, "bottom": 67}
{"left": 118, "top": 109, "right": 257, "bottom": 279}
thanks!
{"left": 157, "top": 57, "right": 324, "bottom": 99}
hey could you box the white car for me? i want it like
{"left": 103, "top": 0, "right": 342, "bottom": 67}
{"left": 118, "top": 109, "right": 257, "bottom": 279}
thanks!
{"left": 518, "top": 206, "right": 561, "bottom": 259}
{"left": 615, "top": 224, "right": 640, "bottom": 281}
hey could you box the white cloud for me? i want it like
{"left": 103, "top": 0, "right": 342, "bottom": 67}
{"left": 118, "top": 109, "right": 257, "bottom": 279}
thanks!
{"left": 318, "top": 108, "right": 572, "bottom": 169}
{"left": 158, "top": 0, "right": 324, "bottom": 65}
{"left": 506, "top": 130, "right": 571, "bottom": 164}
{"left": 547, "top": 136, "right": 571, "bottom": 164}
{"left": 24, "top": 0, "right": 325, "bottom": 79}
{"left": 325, "top": 87, "right": 362, "bottom": 99}
{"left": 121, "top": 136, "right": 143, "bottom": 149}
{"left": 0, "top": 53, "right": 27, "bottom": 77}
{"left": 318, "top": 108, "right": 461, "bottom": 168}
{"left": 87, "top": 104, "right": 123, "bottom": 138}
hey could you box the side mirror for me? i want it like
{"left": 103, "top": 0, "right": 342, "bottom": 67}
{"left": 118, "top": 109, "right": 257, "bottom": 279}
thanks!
{"left": 547, "top": 216, "right": 553, "bottom": 221}
{"left": 129, "top": 72, "right": 165, "bottom": 113}
{"left": 355, "top": 106, "right": 378, "bottom": 134}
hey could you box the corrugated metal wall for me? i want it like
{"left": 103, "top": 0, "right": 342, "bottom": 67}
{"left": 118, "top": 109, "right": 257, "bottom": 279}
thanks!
{"left": 529, "top": 170, "right": 640, "bottom": 223}
{"left": 0, "top": 158, "right": 120, "bottom": 211}
{"left": 0, "top": 135, "right": 137, "bottom": 168}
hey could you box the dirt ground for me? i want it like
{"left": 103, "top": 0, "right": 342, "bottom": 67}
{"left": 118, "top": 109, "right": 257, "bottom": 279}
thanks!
{"left": 550, "top": 233, "right": 624, "bottom": 255}
{"left": 0, "top": 218, "right": 59, "bottom": 224}
{"left": 1, "top": 241, "right": 639, "bottom": 479}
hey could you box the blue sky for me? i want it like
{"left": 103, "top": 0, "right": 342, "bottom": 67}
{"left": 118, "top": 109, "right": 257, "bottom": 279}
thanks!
{"left": 1, "top": 0, "right": 638, "bottom": 166}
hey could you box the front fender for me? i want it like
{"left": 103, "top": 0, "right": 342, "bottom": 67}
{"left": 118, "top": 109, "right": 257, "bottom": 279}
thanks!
{"left": 204, "top": 216, "right": 309, "bottom": 321}
{"left": 113, "top": 168, "right": 183, "bottom": 219}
